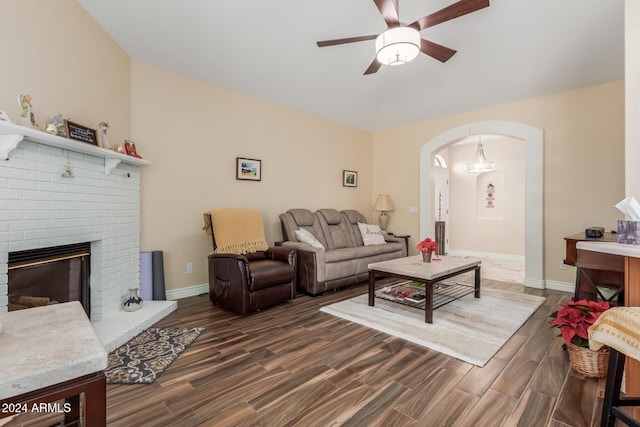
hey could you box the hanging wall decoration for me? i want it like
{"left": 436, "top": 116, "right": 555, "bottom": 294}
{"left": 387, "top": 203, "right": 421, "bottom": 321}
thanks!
{"left": 485, "top": 183, "right": 495, "bottom": 208}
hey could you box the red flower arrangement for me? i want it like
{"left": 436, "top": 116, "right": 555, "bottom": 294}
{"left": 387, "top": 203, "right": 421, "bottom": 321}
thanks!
{"left": 416, "top": 237, "right": 438, "bottom": 252}
{"left": 549, "top": 299, "right": 610, "bottom": 348}
{"left": 416, "top": 237, "right": 440, "bottom": 261}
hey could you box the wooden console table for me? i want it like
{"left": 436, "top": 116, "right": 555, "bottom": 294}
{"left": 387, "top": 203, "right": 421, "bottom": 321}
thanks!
{"left": 0, "top": 301, "right": 108, "bottom": 425}
{"left": 576, "top": 241, "right": 640, "bottom": 397}
{"left": 564, "top": 232, "right": 624, "bottom": 301}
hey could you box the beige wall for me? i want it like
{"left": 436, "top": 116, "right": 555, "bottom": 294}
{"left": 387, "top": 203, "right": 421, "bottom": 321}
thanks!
{"left": 373, "top": 80, "right": 625, "bottom": 284}
{"left": 1, "top": 0, "right": 628, "bottom": 292}
{"left": 446, "top": 138, "right": 526, "bottom": 255}
{"left": 0, "top": 0, "right": 131, "bottom": 144}
{"left": 627, "top": 0, "right": 640, "bottom": 199}
{"left": 130, "top": 60, "right": 373, "bottom": 291}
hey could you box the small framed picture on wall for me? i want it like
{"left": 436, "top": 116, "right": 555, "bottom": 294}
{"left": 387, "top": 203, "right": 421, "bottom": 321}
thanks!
{"left": 236, "top": 157, "right": 262, "bottom": 181}
{"left": 343, "top": 170, "right": 357, "bottom": 187}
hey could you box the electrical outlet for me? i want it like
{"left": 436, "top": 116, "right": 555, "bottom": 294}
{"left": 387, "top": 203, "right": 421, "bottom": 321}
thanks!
{"left": 187, "top": 262, "right": 193, "bottom": 274}
{"left": 559, "top": 260, "right": 566, "bottom": 270}
{"left": 409, "top": 206, "right": 419, "bottom": 214}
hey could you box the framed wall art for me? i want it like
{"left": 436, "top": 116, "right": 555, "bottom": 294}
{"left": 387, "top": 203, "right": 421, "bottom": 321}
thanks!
{"left": 343, "top": 170, "right": 357, "bottom": 187}
{"left": 236, "top": 157, "right": 261, "bottom": 181}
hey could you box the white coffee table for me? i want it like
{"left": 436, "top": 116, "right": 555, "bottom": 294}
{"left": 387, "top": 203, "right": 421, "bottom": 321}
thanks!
{"left": 368, "top": 255, "right": 481, "bottom": 323}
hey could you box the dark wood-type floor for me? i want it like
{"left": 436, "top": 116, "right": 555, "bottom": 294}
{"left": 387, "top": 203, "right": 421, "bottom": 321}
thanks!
{"left": 5, "top": 277, "right": 615, "bottom": 427}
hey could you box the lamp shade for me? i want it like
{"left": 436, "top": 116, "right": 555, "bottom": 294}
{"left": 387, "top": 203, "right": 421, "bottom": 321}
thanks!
{"left": 375, "top": 27, "right": 420, "bottom": 66}
{"left": 373, "top": 194, "right": 395, "bottom": 212}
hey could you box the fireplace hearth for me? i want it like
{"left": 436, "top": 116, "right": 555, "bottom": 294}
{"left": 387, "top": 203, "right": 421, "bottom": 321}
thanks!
{"left": 8, "top": 243, "right": 91, "bottom": 317}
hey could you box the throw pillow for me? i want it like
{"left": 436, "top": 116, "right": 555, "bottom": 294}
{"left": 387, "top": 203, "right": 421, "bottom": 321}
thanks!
{"left": 294, "top": 228, "right": 324, "bottom": 249}
{"left": 358, "top": 222, "right": 386, "bottom": 246}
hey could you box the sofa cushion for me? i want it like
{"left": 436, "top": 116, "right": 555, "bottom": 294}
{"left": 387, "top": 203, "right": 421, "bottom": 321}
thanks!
{"left": 280, "top": 209, "right": 328, "bottom": 247}
{"left": 324, "top": 247, "right": 362, "bottom": 263}
{"left": 357, "top": 222, "right": 386, "bottom": 246}
{"left": 319, "top": 209, "right": 343, "bottom": 225}
{"left": 316, "top": 209, "right": 354, "bottom": 249}
{"left": 352, "top": 241, "right": 403, "bottom": 257}
{"left": 294, "top": 228, "right": 324, "bottom": 249}
{"left": 289, "top": 208, "right": 316, "bottom": 226}
{"left": 341, "top": 210, "right": 367, "bottom": 246}
{"left": 341, "top": 209, "right": 365, "bottom": 224}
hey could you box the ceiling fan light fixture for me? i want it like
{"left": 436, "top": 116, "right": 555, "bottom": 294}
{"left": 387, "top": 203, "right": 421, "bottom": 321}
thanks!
{"left": 375, "top": 27, "right": 420, "bottom": 66}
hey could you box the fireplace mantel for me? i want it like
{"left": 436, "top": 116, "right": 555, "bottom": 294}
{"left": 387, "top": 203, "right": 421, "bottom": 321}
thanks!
{"left": 0, "top": 121, "right": 150, "bottom": 174}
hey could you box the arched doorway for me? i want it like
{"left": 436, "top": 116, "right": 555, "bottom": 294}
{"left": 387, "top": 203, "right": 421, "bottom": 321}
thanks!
{"left": 420, "top": 121, "right": 544, "bottom": 288}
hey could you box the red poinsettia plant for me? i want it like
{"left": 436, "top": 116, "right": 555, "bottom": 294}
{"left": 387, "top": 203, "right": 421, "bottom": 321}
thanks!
{"left": 416, "top": 237, "right": 438, "bottom": 252}
{"left": 549, "top": 299, "right": 610, "bottom": 348}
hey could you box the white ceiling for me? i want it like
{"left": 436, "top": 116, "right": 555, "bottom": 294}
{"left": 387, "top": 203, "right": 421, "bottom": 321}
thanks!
{"left": 77, "top": 0, "right": 624, "bottom": 132}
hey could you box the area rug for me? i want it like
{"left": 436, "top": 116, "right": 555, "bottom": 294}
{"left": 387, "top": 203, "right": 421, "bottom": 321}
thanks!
{"left": 320, "top": 288, "right": 545, "bottom": 367}
{"left": 105, "top": 327, "right": 205, "bottom": 384}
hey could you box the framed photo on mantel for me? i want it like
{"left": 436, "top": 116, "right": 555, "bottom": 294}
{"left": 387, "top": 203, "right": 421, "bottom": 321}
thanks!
{"left": 64, "top": 119, "right": 98, "bottom": 146}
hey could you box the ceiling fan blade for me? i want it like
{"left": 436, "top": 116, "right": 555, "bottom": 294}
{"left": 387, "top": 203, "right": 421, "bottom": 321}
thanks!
{"left": 420, "top": 39, "right": 457, "bottom": 63}
{"left": 317, "top": 34, "right": 378, "bottom": 48}
{"left": 364, "top": 59, "right": 382, "bottom": 75}
{"left": 408, "top": 0, "right": 489, "bottom": 31}
{"left": 374, "top": 0, "right": 400, "bottom": 28}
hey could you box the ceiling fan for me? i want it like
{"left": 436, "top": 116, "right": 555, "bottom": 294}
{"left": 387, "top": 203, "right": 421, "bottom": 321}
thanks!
{"left": 316, "top": 0, "right": 490, "bottom": 75}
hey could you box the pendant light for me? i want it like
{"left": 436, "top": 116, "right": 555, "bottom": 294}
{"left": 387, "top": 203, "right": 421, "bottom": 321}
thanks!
{"left": 467, "top": 137, "right": 494, "bottom": 172}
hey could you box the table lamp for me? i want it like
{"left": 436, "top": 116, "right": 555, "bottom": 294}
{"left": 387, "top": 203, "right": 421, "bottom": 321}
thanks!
{"left": 373, "top": 194, "right": 395, "bottom": 231}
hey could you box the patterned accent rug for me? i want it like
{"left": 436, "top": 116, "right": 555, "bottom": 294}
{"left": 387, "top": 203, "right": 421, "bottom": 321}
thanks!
{"left": 105, "top": 327, "right": 205, "bottom": 384}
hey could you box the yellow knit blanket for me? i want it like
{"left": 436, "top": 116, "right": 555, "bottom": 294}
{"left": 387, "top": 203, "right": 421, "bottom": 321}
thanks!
{"left": 589, "top": 306, "right": 640, "bottom": 361}
{"left": 203, "top": 208, "right": 268, "bottom": 254}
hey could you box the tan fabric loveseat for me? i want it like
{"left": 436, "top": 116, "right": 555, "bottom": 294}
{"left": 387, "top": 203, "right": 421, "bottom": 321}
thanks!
{"left": 279, "top": 208, "right": 406, "bottom": 295}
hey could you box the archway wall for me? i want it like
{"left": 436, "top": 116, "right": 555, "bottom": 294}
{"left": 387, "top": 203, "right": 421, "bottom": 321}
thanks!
{"left": 448, "top": 138, "right": 525, "bottom": 255}
{"left": 371, "top": 81, "right": 625, "bottom": 289}
{"left": 420, "top": 121, "right": 543, "bottom": 287}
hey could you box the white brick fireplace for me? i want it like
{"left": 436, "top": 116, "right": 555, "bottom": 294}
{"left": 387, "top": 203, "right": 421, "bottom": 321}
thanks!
{"left": 0, "top": 122, "right": 176, "bottom": 351}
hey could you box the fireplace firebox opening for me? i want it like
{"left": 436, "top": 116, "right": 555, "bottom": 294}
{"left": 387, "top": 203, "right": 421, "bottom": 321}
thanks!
{"left": 8, "top": 242, "right": 91, "bottom": 317}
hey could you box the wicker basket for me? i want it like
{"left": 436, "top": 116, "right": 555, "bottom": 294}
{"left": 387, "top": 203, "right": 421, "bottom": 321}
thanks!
{"left": 566, "top": 342, "right": 609, "bottom": 378}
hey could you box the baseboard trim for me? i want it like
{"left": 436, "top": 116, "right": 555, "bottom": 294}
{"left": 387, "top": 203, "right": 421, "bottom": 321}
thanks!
{"left": 165, "top": 279, "right": 574, "bottom": 298}
{"left": 165, "top": 283, "right": 209, "bottom": 300}
{"left": 545, "top": 280, "right": 574, "bottom": 294}
{"left": 446, "top": 249, "right": 525, "bottom": 263}
{"left": 524, "top": 277, "right": 545, "bottom": 289}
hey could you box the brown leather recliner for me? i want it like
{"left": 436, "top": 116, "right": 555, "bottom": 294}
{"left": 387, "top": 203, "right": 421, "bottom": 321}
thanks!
{"left": 204, "top": 209, "right": 296, "bottom": 315}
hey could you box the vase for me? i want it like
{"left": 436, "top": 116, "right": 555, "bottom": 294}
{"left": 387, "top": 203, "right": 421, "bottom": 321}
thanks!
{"left": 123, "top": 288, "right": 143, "bottom": 312}
{"left": 421, "top": 250, "right": 432, "bottom": 263}
{"left": 566, "top": 342, "right": 609, "bottom": 378}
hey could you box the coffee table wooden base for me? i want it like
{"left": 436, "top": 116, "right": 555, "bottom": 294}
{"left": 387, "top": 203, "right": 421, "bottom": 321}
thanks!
{"left": 368, "top": 265, "right": 481, "bottom": 323}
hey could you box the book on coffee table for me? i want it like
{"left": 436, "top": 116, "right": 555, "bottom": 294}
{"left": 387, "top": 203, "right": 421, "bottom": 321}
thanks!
{"left": 406, "top": 293, "right": 426, "bottom": 303}
{"left": 378, "top": 281, "right": 425, "bottom": 302}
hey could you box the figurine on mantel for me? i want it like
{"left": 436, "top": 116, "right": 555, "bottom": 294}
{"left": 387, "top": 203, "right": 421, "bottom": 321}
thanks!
{"left": 98, "top": 121, "right": 112, "bottom": 149}
{"left": 45, "top": 114, "right": 65, "bottom": 136}
{"left": 17, "top": 94, "right": 39, "bottom": 129}
{"left": 0, "top": 110, "right": 11, "bottom": 123}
